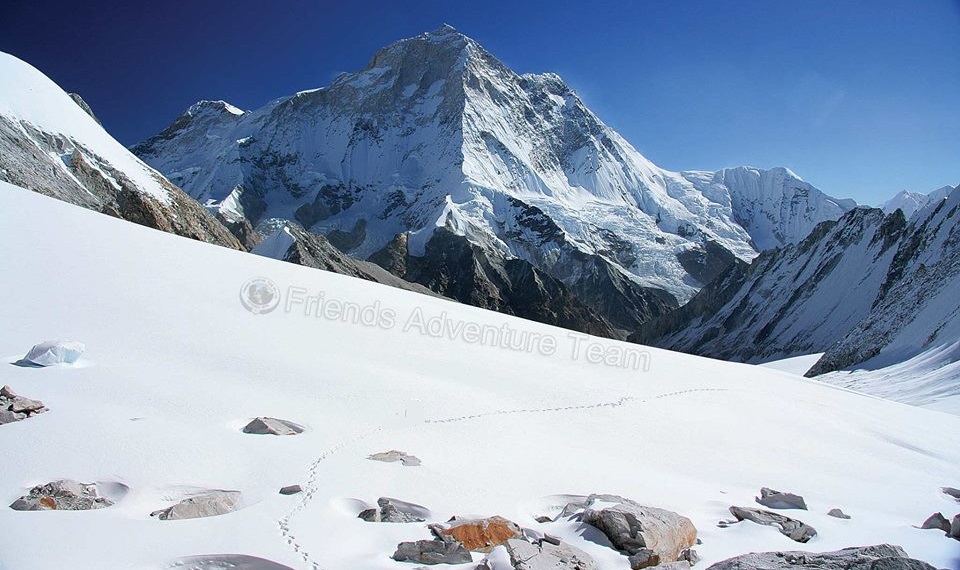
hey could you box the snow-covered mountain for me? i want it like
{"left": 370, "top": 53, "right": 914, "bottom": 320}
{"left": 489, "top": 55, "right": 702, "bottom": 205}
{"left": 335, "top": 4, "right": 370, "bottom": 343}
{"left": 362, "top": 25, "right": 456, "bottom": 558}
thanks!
{"left": 2, "top": 182, "right": 958, "bottom": 569}
{"left": 635, "top": 185, "right": 960, "bottom": 412}
{"left": 133, "top": 26, "right": 854, "bottom": 334}
{"left": 0, "top": 51, "right": 242, "bottom": 250}
{"left": 882, "top": 186, "right": 954, "bottom": 219}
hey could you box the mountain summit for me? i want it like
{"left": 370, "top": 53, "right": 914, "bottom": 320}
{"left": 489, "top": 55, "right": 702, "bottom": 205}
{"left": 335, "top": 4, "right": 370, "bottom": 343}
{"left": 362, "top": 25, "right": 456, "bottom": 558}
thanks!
{"left": 133, "top": 28, "right": 854, "bottom": 335}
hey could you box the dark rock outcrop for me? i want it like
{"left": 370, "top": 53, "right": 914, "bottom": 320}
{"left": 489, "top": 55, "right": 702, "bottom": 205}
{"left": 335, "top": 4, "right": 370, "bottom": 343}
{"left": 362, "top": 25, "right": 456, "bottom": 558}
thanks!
{"left": 392, "top": 539, "right": 472, "bottom": 565}
{"left": 755, "top": 487, "right": 807, "bottom": 510}
{"left": 704, "top": 544, "right": 934, "bottom": 570}
{"left": 727, "top": 506, "right": 816, "bottom": 543}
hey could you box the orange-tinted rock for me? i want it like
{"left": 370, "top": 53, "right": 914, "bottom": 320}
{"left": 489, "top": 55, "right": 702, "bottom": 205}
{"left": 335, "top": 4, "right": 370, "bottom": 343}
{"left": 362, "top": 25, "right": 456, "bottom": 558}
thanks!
{"left": 440, "top": 516, "right": 522, "bottom": 552}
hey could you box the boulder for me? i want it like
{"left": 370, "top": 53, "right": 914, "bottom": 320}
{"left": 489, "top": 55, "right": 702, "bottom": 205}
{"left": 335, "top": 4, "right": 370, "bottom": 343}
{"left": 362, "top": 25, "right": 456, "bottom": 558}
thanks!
{"left": 827, "top": 508, "right": 851, "bottom": 519}
{"left": 241, "top": 417, "right": 303, "bottom": 435}
{"left": 367, "top": 449, "right": 421, "bottom": 466}
{"left": 9, "top": 397, "right": 45, "bottom": 414}
{"left": 9, "top": 480, "right": 113, "bottom": 511}
{"left": 21, "top": 340, "right": 85, "bottom": 366}
{"left": 151, "top": 490, "right": 241, "bottom": 520}
{"left": 918, "top": 512, "right": 949, "bottom": 532}
{"left": 951, "top": 514, "right": 960, "bottom": 539}
{"left": 755, "top": 487, "right": 808, "bottom": 510}
{"left": 358, "top": 497, "right": 426, "bottom": 523}
{"left": 581, "top": 499, "right": 697, "bottom": 563}
{"left": 0, "top": 385, "right": 15, "bottom": 398}
{"left": 728, "top": 506, "right": 817, "bottom": 543}
{"left": 704, "top": 544, "right": 935, "bottom": 570}
{"left": 392, "top": 539, "right": 472, "bottom": 565}
{"left": 279, "top": 485, "right": 302, "bottom": 495}
{"left": 502, "top": 537, "right": 596, "bottom": 569}
{"left": 0, "top": 409, "right": 24, "bottom": 424}
{"left": 437, "top": 516, "right": 523, "bottom": 552}
{"left": 0, "top": 386, "right": 47, "bottom": 425}
{"left": 942, "top": 486, "right": 960, "bottom": 501}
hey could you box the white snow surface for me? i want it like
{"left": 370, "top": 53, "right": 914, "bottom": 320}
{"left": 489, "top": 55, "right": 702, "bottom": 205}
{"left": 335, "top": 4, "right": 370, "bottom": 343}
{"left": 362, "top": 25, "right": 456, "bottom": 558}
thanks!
{"left": 21, "top": 340, "right": 85, "bottom": 366}
{"left": 882, "top": 186, "right": 955, "bottom": 220}
{"left": 759, "top": 353, "right": 823, "bottom": 376}
{"left": 0, "top": 51, "right": 171, "bottom": 203}
{"left": 1, "top": 183, "right": 957, "bottom": 570}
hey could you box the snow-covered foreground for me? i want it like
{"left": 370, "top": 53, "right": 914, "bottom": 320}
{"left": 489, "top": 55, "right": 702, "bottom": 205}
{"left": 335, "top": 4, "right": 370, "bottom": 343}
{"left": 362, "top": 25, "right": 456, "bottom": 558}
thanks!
{"left": 1, "top": 183, "right": 958, "bottom": 570}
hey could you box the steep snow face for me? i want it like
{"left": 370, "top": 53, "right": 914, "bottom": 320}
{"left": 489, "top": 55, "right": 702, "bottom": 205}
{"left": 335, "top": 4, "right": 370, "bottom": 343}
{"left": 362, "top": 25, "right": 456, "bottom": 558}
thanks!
{"left": 882, "top": 186, "right": 954, "bottom": 220}
{"left": 2, "top": 182, "right": 958, "bottom": 569}
{"left": 133, "top": 26, "right": 853, "bottom": 303}
{"left": 683, "top": 167, "right": 856, "bottom": 251}
{"left": 0, "top": 51, "right": 243, "bottom": 250}
{"left": 0, "top": 51, "right": 170, "bottom": 204}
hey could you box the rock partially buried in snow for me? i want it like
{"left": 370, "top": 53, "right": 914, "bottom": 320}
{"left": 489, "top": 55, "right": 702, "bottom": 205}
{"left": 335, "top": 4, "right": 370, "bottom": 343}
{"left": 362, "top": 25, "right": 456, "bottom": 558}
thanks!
{"left": 20, "top": 340, "right": 85, "bottom": 366}
{"left": 279, "top": 485, "right": 302, "bottom": 495}
{"left": 827, "top": 508, "right": 851, "bottom": 519}
{"left": 241, "top": 417, "right": 304, "bottom": 435}
{"left": 703, "top": 544, "right": 935, "bottom": 570}
{"left": 951, "top": 514, "right": 960, "bottom": 540}
{"left": 577, "top": 496, "right": 697, "bottom": 563}
{"left": 392, "top": 539, "right": 472, "bottom": 565}
{"left": 918, "top": 512, "right": 950, "bottom": 532}
{"left": 367, "top": 449, "right": 421, "bottom": 466}
{"left": 151, "top": 490, "right": 241, "bottom": 520}
{"left": 358, "top": 497, "right": 427, "bottom": 523}
{"left": 755, "top": 487, "right": 807, "bottom": 510}
{"left": 728, "top": 506, "right": 817, "bottom": 543}
{"left": 436, "top": 516, "right": 523, "bottom": 552}
{"left": 942, "top": 486, "right": 960, "bottom": 501}
{"left": 0, "top": 385, "right": 48, "bottom": 425}
{"left": 501, "top": 537, "right": 596, "bottom": 569}
{"left": 9, "top": 480, "right": 113, "bottom": 511}
{"left": 167, "top": 554, "right": 296, "bottom": 569}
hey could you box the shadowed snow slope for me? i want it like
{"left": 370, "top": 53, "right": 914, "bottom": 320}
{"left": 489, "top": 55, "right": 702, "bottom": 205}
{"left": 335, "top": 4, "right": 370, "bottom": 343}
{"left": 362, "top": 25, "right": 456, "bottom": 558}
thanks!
{"left": 0, "top": 182, "right": 957, "bottom": 570}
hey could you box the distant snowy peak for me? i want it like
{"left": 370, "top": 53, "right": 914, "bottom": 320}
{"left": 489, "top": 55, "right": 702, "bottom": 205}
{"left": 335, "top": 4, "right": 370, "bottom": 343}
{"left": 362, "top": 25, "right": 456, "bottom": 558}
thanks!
{"left": 882, "top": 185, "right": 955, "bottom": 219}
{"left": 133, "top": 26, "right": 855, "bottom": 320}
{"left": 683, "top": 166, "right": 856, "bottom": 251}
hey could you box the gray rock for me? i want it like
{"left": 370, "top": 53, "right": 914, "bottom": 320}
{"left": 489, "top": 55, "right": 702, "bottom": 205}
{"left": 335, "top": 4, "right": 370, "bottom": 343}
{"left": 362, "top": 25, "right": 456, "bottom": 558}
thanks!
{"left": 704, "top": 544, "right": 935, "bottom": 570}
{"left": 951, "top": 514, "right": 960, "bottom": 539}
{"left": 555, "top": 493, "right": 632, "bottom": 520}
{"left": 392, "top": 539, "right": 472, "bottom": 565}
{"left": 9, "top": 397, "right": 45, "bottom": 414}
{"left": 503, "top": 538, "right": 596, "bottom": 570}
{"left": 358, "top": 497, "right": 426, "bottom": 522}
{"left": 942, "top": 486, "right": 960, "bottom": 501}
{"left": 827, "top": 508, "right": 851, "bottom": 519}
{"left": 367, "top": 450, "right": 421, "bottom": 466}
{"left": 918, "top": 512, "right": 949, "bottom": 532}
{"left": 0, "top": 409, "right": 24, "bottom": 424}
{"left": 9, "top": 480, "right": 113, "bottom": 511}
{"left": 151, "top": 490, "right": 241, "bottom": 520}
{"left": 756, "top": 487, "right": 808, "bottom": 510}
{"left": 535, "top": 515, "right": 553, "bottom": 523}
{"left": 0, "top": 385, "right": 16, "bottom": 398}
{"left": 279, "top": 485, "right": 302, "bottom": 495}
{"left": 728, "top": 506, "right": 817, "bottom": 543}
{"left": 627, "top": 548, "right": 659, "bottom": 569}
{"left": 581, "top": 499, "right": 697, "bottom": 562}
{"left": 657, "top": 564, "right": 692, "bottom": 570}
{"left": 166, "top": 554, "right": 296, "bottom": 569}
{"left": 241, "top": 417, "right": 304, "bottom": 435}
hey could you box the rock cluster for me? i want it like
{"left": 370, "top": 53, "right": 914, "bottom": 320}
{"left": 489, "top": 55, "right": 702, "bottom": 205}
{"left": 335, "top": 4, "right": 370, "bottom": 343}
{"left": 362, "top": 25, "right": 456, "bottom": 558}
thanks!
{"left": 9, "top": 480, "right": 113, "bottom": 511}
{"left": 392, "top": 538, "right": 472, "bottom": 565}
{"left": 502, "top": 537, "right": 597, "bottom": 570}
{"left": 0, "top": 385, "right": 48, "bottom": 424}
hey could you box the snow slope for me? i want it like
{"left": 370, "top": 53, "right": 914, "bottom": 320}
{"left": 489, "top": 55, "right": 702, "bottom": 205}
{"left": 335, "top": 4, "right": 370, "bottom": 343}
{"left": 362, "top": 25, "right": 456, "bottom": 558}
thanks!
{"left": 133, "top": 26, "right": 854, "bottom": 306}
{"left": 1, "top": 182, "right": 957, "bottom": 570}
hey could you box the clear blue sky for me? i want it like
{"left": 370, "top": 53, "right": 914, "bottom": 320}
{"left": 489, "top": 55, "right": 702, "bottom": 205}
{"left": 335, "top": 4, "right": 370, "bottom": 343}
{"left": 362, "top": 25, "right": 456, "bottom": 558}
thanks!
{"left": 2, "top": 0, "right": 958, "bottom": 204}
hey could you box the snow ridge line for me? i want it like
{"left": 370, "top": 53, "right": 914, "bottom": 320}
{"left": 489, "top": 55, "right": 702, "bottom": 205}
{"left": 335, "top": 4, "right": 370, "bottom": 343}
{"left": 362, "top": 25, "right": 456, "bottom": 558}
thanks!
{"left": 277, "top": 425, "right": 384, "bottom": 570}
{"left": 423, "top": 388, "right": 728, "bottom": 424}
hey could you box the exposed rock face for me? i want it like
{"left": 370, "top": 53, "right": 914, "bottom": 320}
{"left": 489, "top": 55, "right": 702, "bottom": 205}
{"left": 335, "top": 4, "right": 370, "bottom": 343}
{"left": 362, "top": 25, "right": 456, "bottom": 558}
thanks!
{"left": 437, "top": 516, "right": 523, "bottom": 552}
{"left": 502, "top": 537, "right": 596, "bottom": 570}
{"left": 358, "top": 497, "right": 427, "bottom": 523}
{"left": 918, "top": 512, "right": 950, "bottom": 532}
{"left": 252, "top": 220, "right": 442, "bottom": 297}
{"left": 0, "top": 385, "right": 48, "bottom": 424}
{"left": 241, "top": 417, "right": 304, "bottom": 435}
{"left": 150, "top": 490, "right": 241, "bottom": 520}
{"left": 755, "top": 487, "right": 807, "bottom": 510}
{"left": 367, "top": 450, "right": 421, "bottom": 466}
{"left": 67, "top": 93, "right": 102, "bottom": 125}
{"left": 573, "top": 496, "right": 697, "bottom": 563}
{"left": 392, "top": 539, "right": 472, "bottom": 565}
{"left": 827, "top": 508, "right": 851, "bottom": 519}
{"left": 9, "top": 480, "right": 113, "bottom": 511}
{"left": 727, "top": 506, "right": 817, "bottom": 543}
{"left": 704, "top": 544, "right": 935, "bottom": 570}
